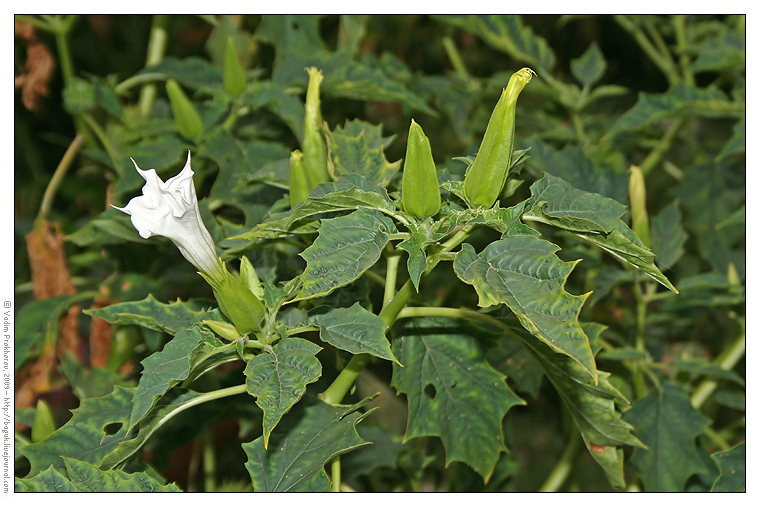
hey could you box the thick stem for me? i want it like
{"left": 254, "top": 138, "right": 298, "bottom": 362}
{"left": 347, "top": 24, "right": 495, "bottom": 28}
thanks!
{"left": 331, "top": 456, "right": 341, "bottom": 493}
{"left": 690, "top": 331, "right": 745, "bottom": 409}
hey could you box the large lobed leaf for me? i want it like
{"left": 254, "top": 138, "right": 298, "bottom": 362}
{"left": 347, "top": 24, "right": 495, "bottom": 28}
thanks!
{"left": 243, "top": 396, "right": 373, "bottom": 492}
{"left": 294, "top": 208, "right": 396, "bottom": 301}
{"left": 710, "top": 442, "right": 745, "bottom": 492}
{"left": 624, "top": 383, "right": 711, "bottom": 492}
{"left": 325, "top": 120, "right": 401, "bottom": 187}
{"left": 391, "top": 318, "right": 525, "bottom": 481}
{"left": 454, "top": 235, "right": 597, "bottom": 381}
{"left": 515, "top": 327, "right": 644, "bottom": 488}
{"left": 128, "top": 326, "right": 223, "bottom": 431}
{"left": 20, "top": 386, "right": 135, "bottom": 476}
{"left": 16, "top": 457, "right": 180, "bottom": 492}
{"left": 244, "top": 338, "right": 323, "bottom": 448}
{"left": 84, "top": 295, "right": 220, "bottom": 335}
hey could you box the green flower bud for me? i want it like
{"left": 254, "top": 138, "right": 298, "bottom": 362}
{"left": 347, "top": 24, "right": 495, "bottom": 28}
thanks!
{"left": 288, "top": 149, "right": 310, "bottom": 208}
{"left": 239, "top": 256, "right": 264, "bottom": 300}
{"left": 464, "top": 67, "right": 535, "bottom": 208}
{"left": 302, "top": 67, "right": 330, "bottom": 186}
{"left": 166, "top": 78, "right": 204, "bottom": 140}
{"left": 402, "top": 120, "right": 440, "bottom": 220}
{"left": 203, "top": 319, "right": 244, "bottom": 341}
{"left": 628, "top": 165, "right": 651, "bottom": 248}
{"left": 31, "top": 400, "right": 56, "bottom": 443}
{"left": 223, "top": 37, "right": 247, "bottom": 97}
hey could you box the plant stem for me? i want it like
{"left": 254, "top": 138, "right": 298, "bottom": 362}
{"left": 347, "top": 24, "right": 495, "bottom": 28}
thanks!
{"left": 203, "top": 430, "right": 216, "bottom": 492}
{"left": 384, "top": 251, "right": 401, "bottom": 307}
{"left": 639, "top": 117, "right": 686, "bottom": 176}
{"left": 672, "top": 15, "right": 696, "bottom": 87}
{"left": 82, "top": 113, "right": 121, "bottom": 169}
{"left": 331, "top": 456, "right": 341, "bottom": 492}
{"left": 614, "top": 15, "right": 680, "bottom": 86}
{"left": 442, "top": 36, "right": 470, "bottom": 80}
{"left": 631, "top": 282, "right": 649, "bottom": 399}
{"left": 539, "top": 430, "right": 583, "bottom": 492}
{"left": 139, "top": 14, "right": 168, "bottom": 118}
{"left": 690, "top": 331, "right": 745, "bottom": 410}
{"left": 36, "top": 135, "right": 83, "bottom": 224}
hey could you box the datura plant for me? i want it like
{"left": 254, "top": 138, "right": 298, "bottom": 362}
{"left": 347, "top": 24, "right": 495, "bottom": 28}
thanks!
{"left": 15, "top": 14, "right": 744, "bottom": 494}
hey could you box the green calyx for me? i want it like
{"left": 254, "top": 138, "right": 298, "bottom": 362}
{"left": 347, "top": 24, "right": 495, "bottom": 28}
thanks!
{"left": 166, "top": 79, "right": 204, "bottom": 140}
{"left": 463, "top": 67, "right": 535, "bottom": 209}
{"left": 289, "top": 149, "right": 310, "bottom": 208}
{"left": 200, "top": 261, "right": 266, "bottom": 335}
{"left": 402, "top": 119, "right": 441, "bottom": 220}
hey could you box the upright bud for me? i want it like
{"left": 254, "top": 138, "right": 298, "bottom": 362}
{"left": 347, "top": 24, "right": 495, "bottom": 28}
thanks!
{"left": 239, "top": 255, "right": 264, "bottom": 300}
{"left": 166, "top": 79, "right": 204, "bottom": 140}
{"left": 302, "top": 67, "right": 330, "bottom": 187}
{"left": 628, "top": 165, "right": 651, "bottom": 248}
{"left": 402, "top": 120, "right": 440, "bottom": 220}
{"left": 463, "top": 67, "right": 535, "bottom": 208}
{"left": 223, "top": 37, "right": 247, "bottom": 97}
{"left": 288, "top": 149, "right": 310, "bottom": 208}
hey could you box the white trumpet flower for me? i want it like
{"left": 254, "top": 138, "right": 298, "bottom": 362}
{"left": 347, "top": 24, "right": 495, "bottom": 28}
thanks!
{"left": 114, "top": 152, "right": 226, "bottom": 285}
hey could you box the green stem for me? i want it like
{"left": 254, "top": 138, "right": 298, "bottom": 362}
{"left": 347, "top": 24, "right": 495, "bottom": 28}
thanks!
{"left": 331, "top": 456, "right": 341, "bottom": 492}
{"left": 539, "top": 430, "right": 583, "bottom": 492}
{"left": 442, "top": 36, "right": 470, "bottom": 80}
{"left": 203, "top": 430, "right": 216, "bottom": 492}
{"left": 614, "top": 15, "right": 680, "bottom": 86}
{"left": 639, "top": 117, "right": 686, "bottom": 176}
{"left": 631, "top": 282, "right": 649, "bottom": 399}
{"left": 383, "top": 252, "right": 401, "bottom": 308}
{"left": 672, "top": 15, "right": 695, "bottom": 87}
{"left": 690, "top": 331, "right": 745, "bottom": 409}
{"left": 82, "top": 113, "right": 121, "bottom": 169}
{"left": 36, "top": 135, "right": 83, "bottom": 224}
{"left": 139, "top": 14, "right": 169, "bottom": 118}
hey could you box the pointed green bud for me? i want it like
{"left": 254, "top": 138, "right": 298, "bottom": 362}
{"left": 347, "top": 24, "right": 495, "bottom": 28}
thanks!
{"left": 223, "top": 37, "right": 247, "bottom": 97}
{"left": 166, "top": 79, "right": 204, "bottom": 140}
{"left": 288, "top": 149, "right": 310, "bottom": 208}
{"left": 239, "top": 256, "right": 264, "bottom": 299}
{"left": 628, "top": 165, "right": 651, "bottom": 248}
{"left": 200, "top": 265, "right": 266, "bottom": 335}
{"left": 302, "top": 67, "right": 330, "bottom": 187}
{"left": 464, "top": 67, "right": 535, "bottom": 208}
{"left": 32, "top": 399, "right": 56, "bottom": 443}
{"left": 402, "top": 119, "right": 440, "bottom": 220}
{"left": 203, "top": 319, "right": 244, "bottom": 341}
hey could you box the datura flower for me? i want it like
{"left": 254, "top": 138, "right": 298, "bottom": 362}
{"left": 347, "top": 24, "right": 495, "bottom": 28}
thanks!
{"left": 113, "top": 152, "right": 226, "bottom": 285}
{"left": 114, "top": 152, "right": 266, "bottom": 334}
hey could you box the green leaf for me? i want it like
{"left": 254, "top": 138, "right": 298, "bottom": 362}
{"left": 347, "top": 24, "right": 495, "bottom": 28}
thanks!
{"left": 84, "top": 295, "right": 220, "bottom": 335}
{"left": 435, "top": 15, "right": 555, "bottom": 71}
{"left": 19, "top": 386, "right": 135, "bottom": 476}
{"left": 575, "top": 220, "right": 678, "bottom": 293}
{"left": 255, "top": 15, "right": 328, "bottom": 61}
{"left": 244, "top": 338, "right": 322, "bottom": 447}
{"left": 570, "top": 41, "right": 607, "bottom": 88}
{"left": 294, "top": 208, "right": 396, "bottom": 301}
{"left": 689, "top": 31, "right": 745, "bottom": 73}
{"left": 66, "top": 207, "right": 142, "bottom": 246}
{"left": 326, "top": 121, "right": 402, "bottom": 187}
{"left": 15, "top": 466, "right": 78, "bottom": 492}
{"left": 650, "top": 201, "right": 687, "bottom": 270}
{"left": 100, "top": 389, "right": 215, "bottom": 469}
{"left": 717, "top": 117, "right": 745, "bottom": 160}
{"left": 139, "top": 56, "right": 223, "bottom": 91}
{"left": 449, "top": 200, "right": 538, "bottom": 238}
{"left": 128, "top": 326, "right": 223, "bottom": 431}
{"left": 232, "top": 174, "right": 396, "bottom": 244}
{"left": 524, "top": 173, "right": 627, "bottom": 233}
{"left": 61, "top": 457, "right": 181, "bottom": 492}
{"left": 454, "top": 236, "right": 597, "bottom": 381}
{"left": 606, "top": 82, "right": 743, "bottom": 139}
{"left": 243, "top": 396, "right": 373, "bottom": 492}
{"left": 396, "top": 219, "right": 449, "bottom": 291}
{"left": 624, "top": 383, "right": 711, "bottom": 492}
{"left": 310, "top": 303, "right": 396, "bottom": 362}
{"left": 514, "top": 328, "right": 643, "bottom": 488}
{"left": 14, "top": 294, "right": 83, "bottom": 368}
{"left": 390, "top": 318, "right": 525, "bottom": 481}
{"left": 710, "top": 442, "right": 745, "bottom": 492}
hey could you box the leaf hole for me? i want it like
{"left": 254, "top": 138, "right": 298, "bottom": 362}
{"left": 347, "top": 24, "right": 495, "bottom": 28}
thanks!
{"left": 424, "top": 384, "right": 436, "bottom": 399}
{"left": 103, "top": 422, "right": 123, "bottom": 435}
